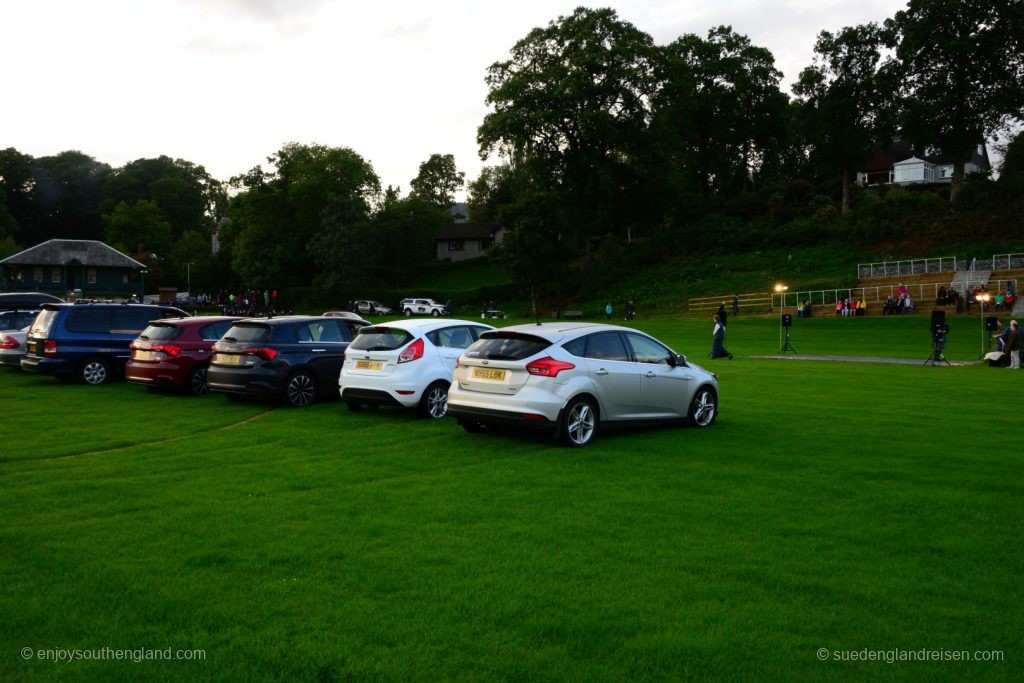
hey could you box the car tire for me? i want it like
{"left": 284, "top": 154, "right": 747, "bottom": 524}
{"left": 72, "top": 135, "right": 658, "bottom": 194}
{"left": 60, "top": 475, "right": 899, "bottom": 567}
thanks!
{"left": 458, "top": 418, "right": 484, "bottom": 433}
{"left": 187, "top": 365, "right": 209, "bottom": 396}
{"left": 431, "top": 309, "right": 440, "bottom": 317}
{"left": 560, "top": 396, "right": 597, "bottom": 447}
{"left": 419, "top": 381, "right": 449, "bottom": 419}
{"left": 688, "top": 386, "right": 717, "bottom": 428}
{"left": 79, "top": 357, "right": 111, "bottom": 385}
{"left": 404, "top": 308, "right": 413, "bottom": 317}
{"left": 284, "top": 371, "right": 317, "bottom": 407}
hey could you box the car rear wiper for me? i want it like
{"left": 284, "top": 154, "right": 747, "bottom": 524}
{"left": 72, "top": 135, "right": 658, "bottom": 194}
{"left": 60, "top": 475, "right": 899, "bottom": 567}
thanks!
{"left": 223, "top": 336, "right": 236, "bottom": 342}
{"left": 485, "top": 354, "right": 518, "bottom": 360}
{"left": 140, "top": 335, "right": 149, "bottom": 340}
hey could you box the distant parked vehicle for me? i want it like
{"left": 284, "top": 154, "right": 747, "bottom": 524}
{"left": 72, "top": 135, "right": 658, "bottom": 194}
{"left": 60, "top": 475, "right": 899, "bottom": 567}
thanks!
{"left": 399, "top": 298, "right": 449, "bottom": 317}
{"left": 126, "top": 316, "right": 241, "bottom": 395}
{"left": 322, "top": 311, "right": 366, "bottom": 320}
{"left": 448, "top": 323, "right": 719, "bottom": 447}
{"left": 354, "top": 300, "right": 392, "bottom": 316}
{"left": 0, "top": 326, "right": 30, "bottom": 368}
{"left": 207, "top": 315, "right": 368, "bottom": 407}
{"left": 0, "top": 310, "right": 39, "bottom": 332}
{"left": 339, "top": 318, "right": 493, "bottom": 418}
{"left": 21, "top": 302, "right": 187, "bottom": 384}
{"left": 0, "top": 292, "right": 63, "bottom": 310}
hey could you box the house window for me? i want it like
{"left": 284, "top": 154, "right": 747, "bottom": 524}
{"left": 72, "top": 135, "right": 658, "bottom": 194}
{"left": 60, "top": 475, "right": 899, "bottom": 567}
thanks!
{"left": 34, "top": 267, "right": 43, "bottom": 283}
{"left": 448, "top": 239, "right": 465, "bottom": 251}
{"left": 87, "top": 268, "right": 97, "bottom": 284}
{"left": 51, "top": 268, "right": 61, "bottom": 284}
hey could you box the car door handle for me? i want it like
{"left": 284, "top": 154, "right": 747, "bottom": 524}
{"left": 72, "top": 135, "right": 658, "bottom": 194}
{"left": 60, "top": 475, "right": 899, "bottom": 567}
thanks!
{"left": 311, "top": 348, "right": 326, "bottom": 353}
{"left": 644, "top": 371, "right": 656, "bottom": 378}
{"left": 595, "top": 368, "right": 609, "bottom": 376}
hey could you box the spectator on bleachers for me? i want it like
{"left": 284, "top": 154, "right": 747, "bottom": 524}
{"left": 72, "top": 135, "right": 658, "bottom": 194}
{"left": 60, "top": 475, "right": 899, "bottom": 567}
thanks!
{"left": 857, "top": 299, "right": 867, "bottom": 316}
{"left": 902, "top": 294, "right": 915, "bottom": 313}
{"left": 995, "top": 292, "right": 1005, "bottom": 310}
{"left": 937, "top": 286, "right": 948, "bottom": 305}
{"left": 835, "top": 300, "right": 843, "bottom": 317}
{"left": 1006, "top": 290, "right": 1016, "bottom": 310}
{"left": 883, "top": 296, "right": 897, "bottom": 315}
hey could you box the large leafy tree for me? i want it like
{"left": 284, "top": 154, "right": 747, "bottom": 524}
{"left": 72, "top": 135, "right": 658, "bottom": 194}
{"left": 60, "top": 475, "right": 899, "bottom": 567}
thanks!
{"left": 410, "top": 154, "right": 464, "bottom": 209}
{"left": 103, "top": 199, "right": 173, "bottom": 283}
{"left": 226, "top": 143, "right": 380, "bottom": 288}
{"left": 793, "top": 23, "right": 892, "bottom": 214}
{"left": 0, "top": 148, "right": 38, "bottom": 243}
{"left": 478, "top": 7, "right": 657, "bottom": 245}
{"left": 886, "top": 0, "right": 1024, "bottom": 203}
{"left": 31, "top": 151, "right": 110, "bottom": 243}
{"left": 652, "top": 27, "right": 788, "bottom": 198}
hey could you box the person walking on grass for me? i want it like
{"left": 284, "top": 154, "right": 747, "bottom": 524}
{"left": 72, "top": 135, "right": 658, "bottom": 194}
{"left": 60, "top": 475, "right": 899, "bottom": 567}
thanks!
{"left": 605, "top": 302, "right": 613, "bottom": 320}
{"left": 711, "top": 314, "right": 733, "bottom": 360}
{"left": 1007, "top": 320, "right": 1021, "bottom": 370}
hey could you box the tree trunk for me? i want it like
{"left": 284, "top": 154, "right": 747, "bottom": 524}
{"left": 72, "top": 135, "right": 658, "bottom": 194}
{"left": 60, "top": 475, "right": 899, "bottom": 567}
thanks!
{"left": 530, "top": 283, "right": 537, "bottom": 319}
{"left": 841, "top": 168, "right": 851, "bottom": 215}
{"left": 949, "top": 157, "right": 965, "bottom": 204}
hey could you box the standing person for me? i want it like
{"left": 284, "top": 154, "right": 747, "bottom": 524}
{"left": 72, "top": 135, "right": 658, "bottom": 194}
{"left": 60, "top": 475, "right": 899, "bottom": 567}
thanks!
{"left": 1007, "top": 320, "right": 1021, "bottom": 369}
{"left": 732, "top": 295, "right": 739, "bottom": 317}
{"left": 625, "top": 300, "right": 636, "bottom": 321}
{"left": 605, "top": 302, "right": 613, "bottom": 320}
{"left": 717, "top": 302, "right": 728, "bottom": 327}
{"left": 711, "top": 314, "right": 733, "bottom": 359}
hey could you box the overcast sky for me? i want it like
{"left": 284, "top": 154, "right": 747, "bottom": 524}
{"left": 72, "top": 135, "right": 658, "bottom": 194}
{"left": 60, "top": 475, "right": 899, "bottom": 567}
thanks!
{"left": 4, "top": 0, "right": 909, "bottom": 198}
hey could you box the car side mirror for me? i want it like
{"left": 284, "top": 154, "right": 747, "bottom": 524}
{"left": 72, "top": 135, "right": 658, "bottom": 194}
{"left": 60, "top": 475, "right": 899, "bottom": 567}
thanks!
{"left": 671, "top": 354, "right": 687, "bottom": 367}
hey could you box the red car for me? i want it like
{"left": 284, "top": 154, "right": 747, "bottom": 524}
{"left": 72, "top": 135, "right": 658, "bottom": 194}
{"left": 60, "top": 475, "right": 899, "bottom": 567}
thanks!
{"left": 126, "top": 316, "right": 242, "bottom": 395}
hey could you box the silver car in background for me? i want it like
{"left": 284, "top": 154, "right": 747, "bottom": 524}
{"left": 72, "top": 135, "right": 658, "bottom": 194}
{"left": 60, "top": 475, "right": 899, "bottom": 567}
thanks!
{"left": 447, "top": 323, "right": 719, "bottom": 447}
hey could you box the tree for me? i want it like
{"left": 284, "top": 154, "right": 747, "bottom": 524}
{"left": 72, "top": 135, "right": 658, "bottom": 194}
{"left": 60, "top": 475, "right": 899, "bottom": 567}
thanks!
{"left": 227, "top": 143, "right": 380, "bottom": 287}
{"left": 31, "top": 151, "right": 110, "bottom": 242}
{"left": 410, "top": 154, "right": 464, "bottom": 209}
{"left": 886, "top": 0, "right": 1024, "bottom": 203}
{"left": 0, "top": 148, "right": 38, "bottom": 242}
{"left": 103, "top": 200, "right": 173, "bottom": 259}
{"left": 478, "top": 7, "right": 657, "bottom": 246}
{"left": 467, "top": 164, "right": 518, "bottom": 223}
{"left": 793, "top": 23, "right": 892, "bottom": 213}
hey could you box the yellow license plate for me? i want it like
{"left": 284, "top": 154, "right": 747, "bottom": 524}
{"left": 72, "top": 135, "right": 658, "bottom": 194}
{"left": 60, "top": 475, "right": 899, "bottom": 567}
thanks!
{"left": 214, "top": 353, "right": 246, "bottom": 365}
{"left": 133, "top": 350, "right": 158, "bottom": 361}
{"left": 355, "top": 360, "right": 383, "bottom": 371}
{"left": 28, "top": 342, "right": 38, "bottom": 354}
{"left": 472, "top": 367, "right": 506, "bottom": 381}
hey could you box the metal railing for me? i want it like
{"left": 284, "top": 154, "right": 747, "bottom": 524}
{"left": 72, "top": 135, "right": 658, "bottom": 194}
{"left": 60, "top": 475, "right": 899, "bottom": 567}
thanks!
{"left": 986, "top": 253, "right": 1024, "bottom": 271}
{"left": 857, "top": 257, "right": 958, "bottom": 279}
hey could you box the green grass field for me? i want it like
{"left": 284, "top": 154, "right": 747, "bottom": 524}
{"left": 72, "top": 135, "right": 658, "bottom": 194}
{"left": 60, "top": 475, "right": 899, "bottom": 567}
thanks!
{"left": 1, "top": 316, "right": 1021, "bottom": 681}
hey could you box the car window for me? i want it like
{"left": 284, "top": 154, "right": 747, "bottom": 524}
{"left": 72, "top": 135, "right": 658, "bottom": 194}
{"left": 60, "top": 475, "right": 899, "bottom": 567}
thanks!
{"left": 625, "top": 333, "right": 672, "bottom": 365}
{"left": 350, "top": 327, "right": 415, "bottom": 351}
{"left": 429, "top": 326, "right": 475, "bottom": 349}
{"left": 67, "top": 308, "right": 111, "bottom": 334}
{"left": 465, "top": 332, "right": 550, "bottom": 360}
{"left": 583, "top": 332, "right": 629, "bottom": 361}
{"left": 139, "top": 323, "right": 180, "bottom": 341}
{"left": 341, "top": 321, "right": 362, "bottom": 339}
{"left": 112, "top": 308, "right": 157, "bottom": 334}
{"left": 200, "top": 321, "right": 232, "bottom": 341}
{"left": 469, "top": 326, "right": 489, "bottom": 340}
{"left": 297, "top": 320, "right": 344, "bottom": 343}
{"left": 562, "top": 337, "right": 586, "bottom": 357}
{"left": 223, "top": 324, "right": 271, "bottom": 343}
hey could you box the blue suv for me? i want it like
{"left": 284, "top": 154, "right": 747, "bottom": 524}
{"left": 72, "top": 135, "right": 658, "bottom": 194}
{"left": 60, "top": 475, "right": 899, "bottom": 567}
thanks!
{"left": 22, "top": 302, "right": 186, "bottom": 384}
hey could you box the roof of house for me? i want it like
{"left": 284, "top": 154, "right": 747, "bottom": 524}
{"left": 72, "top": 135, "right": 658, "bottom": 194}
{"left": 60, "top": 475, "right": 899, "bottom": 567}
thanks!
{"left": 860, "top": 139, "right": 990, "bottom": 173}
{"left": 0, "top": 239, "right": 146, "bottom": 268}
{"left": 437, "top": 222, "right": 501, "bottom": 240}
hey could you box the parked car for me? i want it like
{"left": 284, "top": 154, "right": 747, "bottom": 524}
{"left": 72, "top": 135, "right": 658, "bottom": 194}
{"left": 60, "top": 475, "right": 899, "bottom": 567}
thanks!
{"left": 125, "top": 316, "right": 242, "bottom": 395}
{"left": 399, "top": 298, "right": 449, "bottom": 317}
{"left": 0, "top": 326, "right": 30, "bottom": 368}
{"left": 354, "top": 300, "right": 392, "bottom": 316}
{"left": 0, "top": 310, "right": 40, "bottom": 331}
{"left": 21, "top": 302, "right": 187, "bottom": 384}
{"left": 447, "top": 323, "right": 719, "bottom": 447}
{"left": 339, "top": 319, "right": 493, "bottom": 418}
{"left": 322, "top": 311, "right": 365, "bottom": 320}
{"left": 207, "top": 315, "right": 368, "bottom": 407}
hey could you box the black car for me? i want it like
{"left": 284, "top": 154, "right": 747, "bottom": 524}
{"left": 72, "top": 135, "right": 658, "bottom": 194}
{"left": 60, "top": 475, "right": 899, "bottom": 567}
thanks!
{"left": 21, "top": 302, "right": 187, "bottom": 384}
{"left": 207, "top": 316, "right": 368, "bottom": 407}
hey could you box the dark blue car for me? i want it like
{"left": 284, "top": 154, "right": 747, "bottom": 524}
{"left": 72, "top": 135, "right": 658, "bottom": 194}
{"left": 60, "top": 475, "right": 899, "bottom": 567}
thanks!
{"left": 21, "top": 302, "right": 186, "bottom": 384}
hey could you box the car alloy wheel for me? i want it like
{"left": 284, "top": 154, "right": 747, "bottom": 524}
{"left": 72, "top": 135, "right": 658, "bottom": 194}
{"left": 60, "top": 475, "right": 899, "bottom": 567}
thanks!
{"left": 561, "top": 396, "right": 597, "bottom": 447}
{"left": 188, "top": 366, "right": 209, "bottom": 396}
{"left": 80, "top": 358, "right": 110, "bottom": 385}
{"left": 404, "top": 308, "right": 413, "bottom": 316}
{"left": 689, "top": 387, "right": 717, "bottom": 427}
{"left": 285, "top": 371, "right": 317, "bottom": 407}
{"left": 419, "top": 381, "right": 449, "bottom": 418}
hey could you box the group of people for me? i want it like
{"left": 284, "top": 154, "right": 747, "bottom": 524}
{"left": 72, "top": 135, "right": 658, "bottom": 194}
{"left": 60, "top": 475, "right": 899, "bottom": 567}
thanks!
{"left": 988, "top": 319, "right": 1022, "bottom": 369}
{"left": 837, "top": 298, "right": 872, "bottom": 316}
{"left": 881, "top": 294, "right": 914, "bottom": 315}
{"left": 211, "top": 288, "right": 283, "bottom": 316}
{"left": 604, "top": 300, "right": 637, "bottom": 321}
{"left": 711, "top": 303, "right": 733, "bottom": 359}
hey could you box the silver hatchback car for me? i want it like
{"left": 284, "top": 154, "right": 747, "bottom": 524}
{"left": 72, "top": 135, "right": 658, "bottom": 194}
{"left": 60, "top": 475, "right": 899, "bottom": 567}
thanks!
{"left": 447, "top": 323, "right": 719, "bottom": 447}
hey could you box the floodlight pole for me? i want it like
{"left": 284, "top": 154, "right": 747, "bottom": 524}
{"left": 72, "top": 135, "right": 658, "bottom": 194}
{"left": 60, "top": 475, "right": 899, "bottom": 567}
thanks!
{"left": 977, "top": 295, "right": 990, "bottom": 359}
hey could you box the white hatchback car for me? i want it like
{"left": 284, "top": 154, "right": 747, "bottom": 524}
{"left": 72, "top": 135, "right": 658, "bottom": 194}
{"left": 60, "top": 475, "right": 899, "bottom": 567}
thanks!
{"left": 339, "top": 319, "right": 494, "bottom": 418}
{"left": 447, "top": 323, "right": 719, "bottom": 447}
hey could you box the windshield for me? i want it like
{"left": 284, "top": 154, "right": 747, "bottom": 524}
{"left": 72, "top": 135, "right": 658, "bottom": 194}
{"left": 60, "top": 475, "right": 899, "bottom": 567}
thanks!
{"left": 221, "top": 324, "right": 271, "bottom": 344}
{"left": 349, "top": 327, "right": 415, "bottom": 351}
{"left": 139, "top": 324, "right": 180, "bottom": 341}
{"left": 29, "top": 309, "right": 58, "bottom": 338}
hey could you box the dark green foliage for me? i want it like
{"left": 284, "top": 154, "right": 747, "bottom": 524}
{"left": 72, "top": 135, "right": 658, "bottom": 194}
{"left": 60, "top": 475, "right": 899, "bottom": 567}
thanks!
{"left": 409, "top": 154, "right": 464, "bottom": 209}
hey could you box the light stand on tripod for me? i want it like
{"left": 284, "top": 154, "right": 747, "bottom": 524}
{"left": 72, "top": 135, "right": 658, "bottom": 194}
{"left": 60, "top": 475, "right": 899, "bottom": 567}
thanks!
{"left": 778, "top": 313, "right": 796, "bottom": 354}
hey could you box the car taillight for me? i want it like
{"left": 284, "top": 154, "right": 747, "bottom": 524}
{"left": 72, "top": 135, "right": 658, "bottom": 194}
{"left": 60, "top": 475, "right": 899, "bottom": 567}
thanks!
{"left": 153, "top": 344, "right": 182, "bottom": 357}
{"left": 526, "top": 357, "right": 575, "bottom": 377}
{"left": 398, "top": 338, "right": 424, "bottom": 364}
{"left": 244, "top": 347, "right": 277, "bottom": 361}
{"left": 0, "top": 336, "right": 19, "bottom": 350}
{"left": 43, "top": 340, "right": 58, "bottom": 357}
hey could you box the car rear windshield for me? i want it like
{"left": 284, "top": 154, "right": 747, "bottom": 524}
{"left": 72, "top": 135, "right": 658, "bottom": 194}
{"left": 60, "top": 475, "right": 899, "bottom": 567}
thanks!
{"left": 29, "top": 309, "right": 58, "bottom": 338}
{"left": 464, "top": 332, "right": 551, "bottom": 361}
{"left": 139, "top": 323, "right": 180, "bottom": 341}
{"left": 349, "top": 327, "right": 415, "bottom": 351}
{"left": 221, "top": 324, "right": 271, "bottom": 344}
